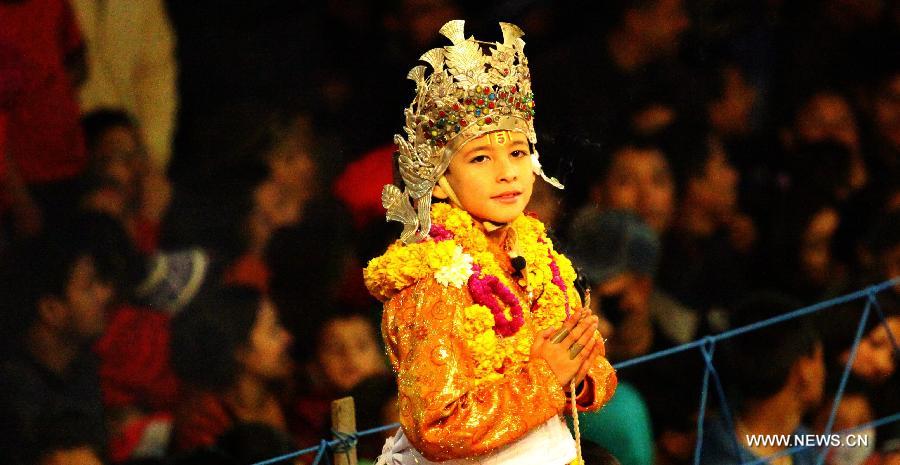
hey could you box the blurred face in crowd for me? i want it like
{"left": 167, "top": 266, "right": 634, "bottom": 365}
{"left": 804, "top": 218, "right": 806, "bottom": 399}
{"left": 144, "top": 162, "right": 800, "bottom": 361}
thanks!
{"left": 812, "top": 392, "right": 876, "bottom": 465}
{"left": 41, "top": 255, "right": 112, "bottom": 344}
{"left": 316, "top": 315, "right": 386, "bottom": 392}
{"left": 239, "top": 298, "right": 293, "bottom": 382}
{"left": 873, "top": 73, "right": 900, "bottom": 151}
{"left": 813, "top": 393, "right": 874, "bottom": 438}
{"left": 39, "top": 447, "right": 103, "bottom": 465}
{"left": 267, "top": 115, "right": 318, "bottom": 211}
{"left": 842, "top": 316, "right": 899, "bottom": 384}
{"left": 598, "top": 146, "right": 675, "bottom": 233}
{"left": 798, "top": 343, "right": 826, "bottom": 408}
{"left": 626, "top": 0, "right": 691, "bottom": 54}
{"left": 92, "top": 124, "right": 143, "bottom": 199}
{"left": 249, "top": 178, "right": 302, "bottom": 252}
{"left": 590, "top": 272, "right": 654, "bottom": 360}
{"left": 686, "top": 140, "right": 739, "bottom": 218}
{"left": 708, "top": 66, "right": 758, "bottom": 137}
{"left": 796, "top": 92, "right": 860, "bottom": 152}
{"left": 800, "top": 207, "right": 840, "bottom": 287}
{"left": 436, "top": 130, "right": 536, "bottom": 225}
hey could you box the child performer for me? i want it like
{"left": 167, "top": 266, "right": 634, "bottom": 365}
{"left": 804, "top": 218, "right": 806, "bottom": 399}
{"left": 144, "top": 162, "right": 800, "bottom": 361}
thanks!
{"left": 364, "top": 20, "right": 617, "bottom": 465}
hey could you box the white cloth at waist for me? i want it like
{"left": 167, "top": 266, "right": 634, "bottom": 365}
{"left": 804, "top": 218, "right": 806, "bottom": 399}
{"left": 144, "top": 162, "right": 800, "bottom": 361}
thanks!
{"left": 375, "top": 415, "right": 576, "bottom": 465}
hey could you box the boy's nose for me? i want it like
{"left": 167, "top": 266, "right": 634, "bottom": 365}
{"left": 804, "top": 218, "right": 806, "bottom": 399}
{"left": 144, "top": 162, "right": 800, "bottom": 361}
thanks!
{"left": 496, "top": 155, "right": 518, "bottom": 182}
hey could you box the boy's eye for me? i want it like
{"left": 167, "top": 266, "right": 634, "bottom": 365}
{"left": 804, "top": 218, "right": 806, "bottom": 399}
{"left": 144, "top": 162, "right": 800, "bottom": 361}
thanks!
{"left": 470, "top": 155, "right": 489, "bottom": 163}
{"left": 511, "top": 150, "right": 528, "bottom": 158}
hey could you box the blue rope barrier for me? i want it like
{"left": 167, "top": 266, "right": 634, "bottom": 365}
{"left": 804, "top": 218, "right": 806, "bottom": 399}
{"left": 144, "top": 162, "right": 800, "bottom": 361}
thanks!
{"left": 252, "top": 423, "right": 401, "bottom": 465}
{"left": 701, "top": 340, "right": 743, "bottom": 463}
{"left": 613, "top": 278, "right": 899, "bottom": 371}
{"left": 254, "top": 277, "right": 900, "bottom": 465}
{"left": 871, "top": 294, "right": 900, "bottom": 355}
{"left": 693, "top": 338, "right": 713, "bottom": 465}
{"left": 815, "top": 294, "right": 874, "bottom": 465}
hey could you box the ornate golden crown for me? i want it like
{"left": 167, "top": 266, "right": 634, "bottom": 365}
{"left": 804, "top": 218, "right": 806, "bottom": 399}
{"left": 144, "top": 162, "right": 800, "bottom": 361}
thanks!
{"left": 383, "top": 20, "right": 562, "bottom": 244}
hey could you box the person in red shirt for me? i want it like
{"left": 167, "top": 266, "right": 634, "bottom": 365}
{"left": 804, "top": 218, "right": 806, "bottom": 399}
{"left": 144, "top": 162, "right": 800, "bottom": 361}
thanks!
{"left": 0, "top": 0, "right": 89, "bottom": 227}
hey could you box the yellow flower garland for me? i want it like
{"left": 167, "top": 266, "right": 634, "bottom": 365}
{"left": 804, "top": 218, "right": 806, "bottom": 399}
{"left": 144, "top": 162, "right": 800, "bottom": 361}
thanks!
{"left": 365, "top": 203, "right": 581, "bottom": 384}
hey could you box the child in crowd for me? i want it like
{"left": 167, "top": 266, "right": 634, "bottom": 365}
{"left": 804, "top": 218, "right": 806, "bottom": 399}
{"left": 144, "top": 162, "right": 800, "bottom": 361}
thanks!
{"left": 364, "top": 20, "right": 616, "bottom": 465}
{"left": 289, "top": 306, "right": 387, "bottom": 452}
{"left": 169, "top": 286, "right": 294, "bottom": 452}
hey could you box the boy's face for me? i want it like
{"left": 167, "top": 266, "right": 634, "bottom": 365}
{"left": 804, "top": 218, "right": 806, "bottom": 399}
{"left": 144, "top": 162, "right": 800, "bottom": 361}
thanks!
{"left": 60, "top": 255, "right": 112, "bottom": 343}
{"left": 94, "top": 125, "right": 143, "bottom": 194}
{"left": 437, "top": 130, "right": 535, "bottom": 224}
{"left": 687, "top": 142, "right": 739, "bottom": 218}
{"left": 240, "top": 298, "right": 294, "bottom": 381}
{"left": 316, "top": 315, "right": 385, "bottom": 392}
{"left": 600, "top": 147, "right": 675, "bottom": 233}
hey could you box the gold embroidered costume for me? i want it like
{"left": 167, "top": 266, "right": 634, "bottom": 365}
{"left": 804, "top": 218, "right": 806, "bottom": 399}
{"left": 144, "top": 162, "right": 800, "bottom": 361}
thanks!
{"left": 365, "top": 204, "right": 617, "bottom": 462}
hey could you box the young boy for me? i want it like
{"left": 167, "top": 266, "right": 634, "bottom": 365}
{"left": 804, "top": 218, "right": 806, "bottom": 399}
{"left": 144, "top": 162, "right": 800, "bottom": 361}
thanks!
{"left": 364, "top": 20, "right": 616, "bottom": 465}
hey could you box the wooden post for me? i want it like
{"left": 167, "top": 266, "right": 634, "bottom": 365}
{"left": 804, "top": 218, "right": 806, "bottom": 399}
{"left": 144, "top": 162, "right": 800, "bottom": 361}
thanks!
{"left": 332, "top": 396, "right": 358, "bottom": 465}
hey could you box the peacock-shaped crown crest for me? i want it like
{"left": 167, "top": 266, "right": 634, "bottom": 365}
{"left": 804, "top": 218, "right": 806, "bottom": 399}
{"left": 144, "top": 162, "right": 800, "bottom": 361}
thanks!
{"left": 383, "top": 20, "right": 563, "bottom": 244}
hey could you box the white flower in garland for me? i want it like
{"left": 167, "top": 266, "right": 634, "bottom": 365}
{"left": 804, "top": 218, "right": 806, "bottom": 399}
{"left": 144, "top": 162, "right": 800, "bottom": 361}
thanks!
{"left": 434, "top": 245, "right": 474, "bottom": 288}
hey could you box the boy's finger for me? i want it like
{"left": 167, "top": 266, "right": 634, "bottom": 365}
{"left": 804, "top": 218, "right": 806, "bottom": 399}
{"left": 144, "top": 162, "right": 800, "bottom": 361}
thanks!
{"left": 564, "top": 315, "right": 598, "bottom": 349}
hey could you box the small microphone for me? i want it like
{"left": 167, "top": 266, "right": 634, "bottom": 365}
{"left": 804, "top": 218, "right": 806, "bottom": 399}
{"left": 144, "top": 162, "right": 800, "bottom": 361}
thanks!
{"left": 511, "top": 255, "right": 526, "bottom": 277}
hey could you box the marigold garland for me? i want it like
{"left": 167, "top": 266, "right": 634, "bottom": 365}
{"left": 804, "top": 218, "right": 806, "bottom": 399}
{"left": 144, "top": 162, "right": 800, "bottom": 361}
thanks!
{"left": 364, "top": 202, "right": 580, "bottom": 384}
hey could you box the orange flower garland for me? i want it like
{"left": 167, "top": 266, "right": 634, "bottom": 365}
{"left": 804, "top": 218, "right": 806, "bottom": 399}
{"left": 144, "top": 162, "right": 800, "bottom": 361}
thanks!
{"left": 365, "top": 203, "right": 581, "bottom": 384}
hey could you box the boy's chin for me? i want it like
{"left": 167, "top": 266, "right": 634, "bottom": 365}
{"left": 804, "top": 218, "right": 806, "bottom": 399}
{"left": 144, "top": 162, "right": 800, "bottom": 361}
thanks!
{"left": 474, "top": 207, "right": 527, "bottom": 226}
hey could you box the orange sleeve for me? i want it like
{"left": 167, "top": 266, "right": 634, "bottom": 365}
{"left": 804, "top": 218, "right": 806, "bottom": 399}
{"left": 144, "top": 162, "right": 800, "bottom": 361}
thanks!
{"left": 383, "top": 278, "right": 567, "bottom": 462}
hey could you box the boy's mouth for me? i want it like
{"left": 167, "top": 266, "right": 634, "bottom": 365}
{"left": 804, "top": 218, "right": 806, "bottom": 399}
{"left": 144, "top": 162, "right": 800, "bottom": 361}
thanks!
{"left": 491, "top": 191, "right": 522, "bottom": 203}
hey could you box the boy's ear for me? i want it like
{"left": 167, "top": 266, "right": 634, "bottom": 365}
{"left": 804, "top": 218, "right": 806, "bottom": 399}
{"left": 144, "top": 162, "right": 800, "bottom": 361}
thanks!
{"left": 37, "top": 296, "right": 68, "bottom": 329}
{"left": 433, "top": 182, "right": 449, "bottom": 200}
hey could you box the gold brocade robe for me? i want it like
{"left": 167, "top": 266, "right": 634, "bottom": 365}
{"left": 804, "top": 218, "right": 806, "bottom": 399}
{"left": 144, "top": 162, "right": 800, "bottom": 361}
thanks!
{"left": 371, "top": 216, "right": 617, "bottom": 462}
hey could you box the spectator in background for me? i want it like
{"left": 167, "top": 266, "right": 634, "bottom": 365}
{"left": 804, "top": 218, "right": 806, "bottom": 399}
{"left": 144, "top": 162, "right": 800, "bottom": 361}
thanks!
{"left": 703, "top": 292, "right": 825, "bottom": 465}
{"left": 818, "top": 297, "right": 899, "bottom": 451}
{"left": 783, "top": 89, "right": 868, "bottom": 196}
{"left": 660, "top": 135, "right": 756, "bottom": 323}
{"left": 582, "top": 140, "right": 676, "bottom": 235}
{"left": 170, "top": 286, "right": 294, "bottom": 453}
{"left": 768, "top": 193, "right": 846, "bottom": 304}
{"left": 811, "top": 379, "right": 877, "bottom": 465}
{"left": 705, "top": 64, "right": 759, "bottom": 145}
{"left": 71, "top": 0, "right": 178, "bottom": 170}
{"left": 32, "top": 411, "right": 106, "bottom": 465}
{"left": 566, "top": 209, "right": 659, "bottom": 465}
{"left": 262, "top": 112, "right": 319, "bottom": 223}
{"left": 289, "top": 306, "right": 387, "bottom": 453}
{"left": 863, "top": 66, "right": 900, "bottom": 207}
{"left": 535, "top": 0, "right": 695, "bottom": 144}
{"left": 860, "top": 210, "right": 900, "bottom": 310}
{"left": 0, "top": 0, "right": 89, "bottom": 226}
{"left": 81, "top": 108, "right": 172, "bottom": 254}
{"left": 0, "top": 231, "right": 114, "bottom": 464}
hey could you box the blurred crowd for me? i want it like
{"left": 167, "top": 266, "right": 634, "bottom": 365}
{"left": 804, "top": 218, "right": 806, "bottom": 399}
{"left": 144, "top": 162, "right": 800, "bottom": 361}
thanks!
{"left": 0, "top": 0, "right": 899, "bottom": 464}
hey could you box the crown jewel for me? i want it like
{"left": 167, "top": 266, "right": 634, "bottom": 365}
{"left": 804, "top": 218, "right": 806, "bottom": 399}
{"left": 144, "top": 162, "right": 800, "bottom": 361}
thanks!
{"left": 384, "top": 20, "right": 562, "bottom": 244}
